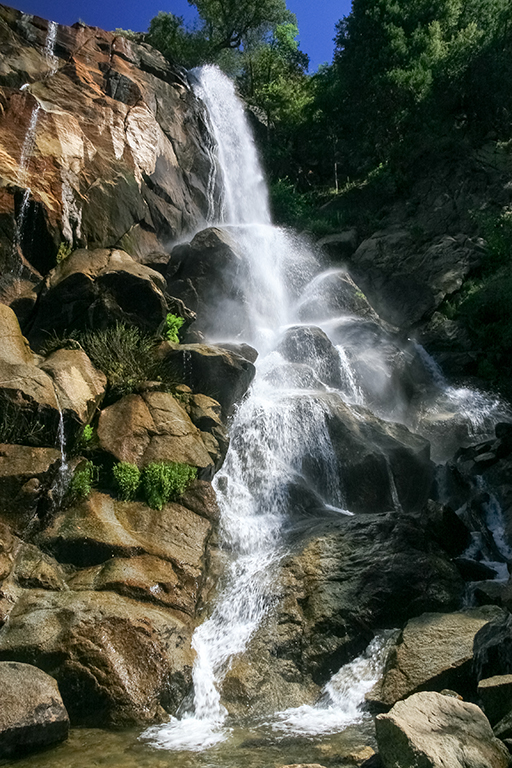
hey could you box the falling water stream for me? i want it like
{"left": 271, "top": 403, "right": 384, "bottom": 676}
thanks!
{"left": 12, "top": 21, "right": 59, "bottom": 277}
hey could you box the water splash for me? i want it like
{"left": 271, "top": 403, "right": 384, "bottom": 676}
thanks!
{"left": 270, "top": 632, "right": 396, "bottom": 737}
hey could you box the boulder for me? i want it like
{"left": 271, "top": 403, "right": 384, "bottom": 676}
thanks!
{"left": 368, "top": 607, "right": 504, "bottom": 709}
{"left": 376, "top": 691, "right": 510, "bottom": 768}
{"left": 0, "top": 589, "right": 193, "bottom": 726}
{"left": 276, "top": 326, "right": 344, "bottom": 389}
{"left": 317, "top": 228, "right": 359, "bottom": 261}
{"left": 321, "top": 394, "right": 433, "bottom": 514}
{"left": 158, "top": 342, "right": 256, "bottom": 416}
{"left": 28, "top": 249, "right": 168, "bottom": 349}
{"left": 0, "top": 444, "right": 61, "bottom": 533}
{"left": 41, "top": 348, "right": 107, "bottom": 426}
{"left": 0, "top": 661, "right": 69, "bottom": 757}
{"left": 478, "top": 675, "right": 512, "bottom": 726}
{"left": 97, "top": 391, "right": 214, "bottom": 476}
{"left": 296, "top": 270, "right": 377, "bottom": 324}
{"left": 474, "top": 612, "right": 512, "bottom": 682}
{"left": 166, "top": 227, "right": 247, "bottom": 338}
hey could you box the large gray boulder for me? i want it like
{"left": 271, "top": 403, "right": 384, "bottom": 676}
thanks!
{"left": 376, "top": 691, "right": 510, "bottom": 768}
{"left": 368, "top": 607, "right": 504, "bottom": 709}
{"left": 0, "top": 661, "right": 69, "bottom": 757}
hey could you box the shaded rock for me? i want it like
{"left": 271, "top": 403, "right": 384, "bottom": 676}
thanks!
{"left": 376, "top": 691, "right": 510, "bottom": 768}
{"left": 28, "top": 248, "right": 168, "bottom": 349}
{"left": 41, "top": 348, "right": 107, "bottom": 426}
{"left": 97, "top": 391, "right": 214, "bottom": 475}
{"left": 215, "top": 342, "right": 258, "bottom": 364}
{"left": 167, "top": 228, "right": 246, "bottom": 338}
{"left": 317, "top": 228, "right": 358, "bottom": 261}
{"left": 0, "top": 661, "right": 68, "bottom": 757}
{"left": 368, "top": 607, "right": 503, "bottom": 709}
{"left": 158, "top": 342, "right": 255, "bottom": 416}
{"left": 478, "top": 675, "right": 512, "bottom": 726}
{"left": 347, "top": 228, "right": 483, "bottom": 329}
{"left": 13, "top": 542, "right": 67, "bottom": 591}
{"left": 296, "top": 270, "right": 377, "bottom": 324}
{"left": 454, "top": 557, "right": 498, "bottom": 581}
{"left": 474, "top": 612, "right": 512, "bottom": 682}
{"left": 0, "top": 444, "right": 60, "bottom": 534}
{"left": 0, "top": 589, "right": 193, "bottom": 726}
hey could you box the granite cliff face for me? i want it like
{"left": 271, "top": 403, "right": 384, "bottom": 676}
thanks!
{"left": 0, "top": 3, "right": 215, "bottom": 297}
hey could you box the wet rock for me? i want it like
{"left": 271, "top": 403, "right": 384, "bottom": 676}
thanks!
{"left": 277, "top": 326, "right": 343, "bottom": 389}
{"left": 0, "top": 661, "right": 69, "bottom": 757}
{"left": 13, "top": 543, "right": 67, "bottom": 591}
{"left": 28, "top": 248, "right": 168, "bottom": 349}
{"left": 97, "top": 391, "right": 214, "bottom": 475}
{"left": 0, "top": 589, "right": 193, "bottom": 726}
{"left": 478, "top": 675, "right": 512, "bottom": 726}
{"left": 158, "top": 342, "right": 256, "bottom": 416}
{"left": 296, "top": 270, "right": 377, "bottom": 324}
{"left": 0, "top": 444, "right": 60, "bottom": 534}
{"left": 368, "top": 607, "right": 503, "bottom": 709}
{"left": 376, "top": 691, "right": 510, "bottom": 768}
{"left": 221, "top": 509, "right": 465, "bottom": 710}
{"left": 215, "top": 342, "right": 258, "bottom": 364}
{"left": 320, "top": 395, "right": 433, "bottom": 514}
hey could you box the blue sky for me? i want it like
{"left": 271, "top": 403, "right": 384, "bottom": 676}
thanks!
{"left": 7, "top": 0, "right": 352, "bottom": 71}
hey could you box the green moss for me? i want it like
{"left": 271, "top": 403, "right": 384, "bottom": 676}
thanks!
{"left": 67, "top": 461, "right": 99, "bottom": 502}
{"left": 163, "top": 313, "right": 185, "bottom": 344}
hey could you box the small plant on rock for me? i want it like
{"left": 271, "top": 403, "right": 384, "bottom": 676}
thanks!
{"left": 67, "top": 461, "right": 98, "bottom": 502}
{"left": 142, "top": 461, "right": 197, "bottom": 510}
{"left": 163, "top": 313, "right": 185, "bottom": 344}
{"left": 113, "top": 461, "right": 141, "bottom": 501}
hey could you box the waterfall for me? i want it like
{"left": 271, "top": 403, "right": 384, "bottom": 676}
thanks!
{"left": 12, "top": 21, "right": 59, "bottom": 275}
{"left": 144, "top": 64, "right": 511, "bottom": 751}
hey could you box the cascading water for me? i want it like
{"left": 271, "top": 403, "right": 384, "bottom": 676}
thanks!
{"left": 144, "top": 64, "right": 511, "bottom": 752}
{"left": 12, "top": 21, "right": 59, "bottom": 276}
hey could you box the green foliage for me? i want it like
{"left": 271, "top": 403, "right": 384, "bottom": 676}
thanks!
{"left": 113, "top": 462, "right": 141, "bottom": 501}
{"left": 113, "top": 27, "right": 143, "bottom": 42}
{"left": 142, "top": 461, "right": 197, "bottom": 511}
{"left": 163, "top": 313, "right": 185, "bottom": 344}
{"left": 0, "top": 399, "right": 47, "bottom": 446}
{"left": 474, "top": 209, "right": 512, "bottom": 275}
{"left": 74, "top": 423, "right": 95, "bottom": 453}
{"left": 67, "top": 461, "right": 98, "bottom": 502}
{"left": 56, "top": 242, "right": 72, "bottom": 264}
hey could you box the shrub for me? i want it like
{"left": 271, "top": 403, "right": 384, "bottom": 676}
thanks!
{"left": 56, "top": 242, "right": 72, "bottom": 264}
{"left": 163, "top": 313, "right": 185, "bottom": 344}
{"left": 67, "top": 461, "right": 98, "bottom": 502}
{"left": 0, "top": 399, "right": 48, "bottom": 446}
{"left": 79, "top": 322, "right": 159, "bottom": 398}
{"left": 142, "top": 461, "right": 197, "bottom": 510}
{"left": 113, "top": 462, "right": 141, "bottom": 501}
